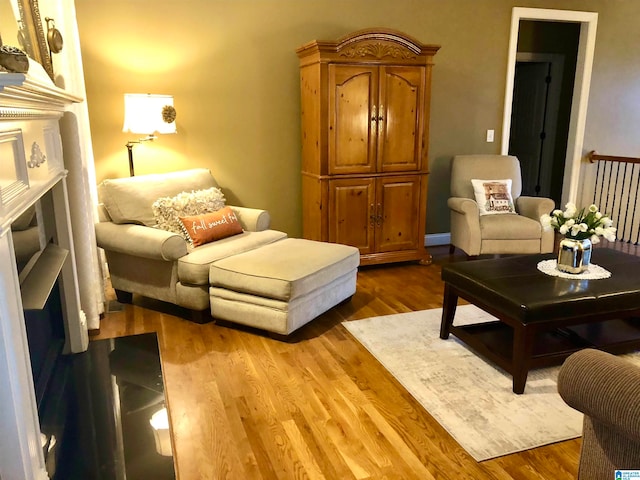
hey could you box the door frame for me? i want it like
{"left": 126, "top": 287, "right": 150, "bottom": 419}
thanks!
{"left": 500, "top": 7, "right": 598, "bottom": 206}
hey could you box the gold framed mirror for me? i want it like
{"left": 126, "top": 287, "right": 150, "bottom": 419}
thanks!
{"left": 17, "top": 0, "right": 53, "bottom": 80}
{"left": 0, "top": 0, "right": 54, "bottom": 80}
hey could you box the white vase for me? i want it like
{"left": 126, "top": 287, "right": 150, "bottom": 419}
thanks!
{"left": 557, "top": 237, "right": 592, "bottom": 274}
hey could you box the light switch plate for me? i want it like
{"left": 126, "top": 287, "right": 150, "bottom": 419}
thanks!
{"left": 486, "top": 129, "right": 495, "bottom": 142}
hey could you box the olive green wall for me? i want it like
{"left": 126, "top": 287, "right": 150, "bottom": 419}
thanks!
{"left": 74, "top": 0, "right": 640, "bottom": 237}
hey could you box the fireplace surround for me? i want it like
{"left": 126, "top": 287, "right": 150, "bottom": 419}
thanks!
{"left": 0, "top": 63, "right": 88, "bottom": 479}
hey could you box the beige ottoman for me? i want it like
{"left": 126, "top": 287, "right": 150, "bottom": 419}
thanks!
{"left": 209, "top": 238, "right": 359, "bottom": 335}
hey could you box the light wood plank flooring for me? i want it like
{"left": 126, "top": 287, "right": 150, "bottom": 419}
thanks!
{"left": 93, "top": 246, "right": 587, "bottom": 480}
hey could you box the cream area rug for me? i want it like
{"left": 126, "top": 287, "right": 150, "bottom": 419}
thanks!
{"left": 343, "top": 305, "right": 640, "bottom": 461}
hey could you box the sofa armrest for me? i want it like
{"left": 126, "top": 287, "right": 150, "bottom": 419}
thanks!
{"left": 516, "top": 196, "right": 555, "bottom": 221}
{"left": 95, "top": 222, "right": 188, "bottom": 261}
{"left": 229, "top": 206, "right": 270, "bottom": 232}
{"left": 447, "top": 197, "right": 479, "bottom": 216}
{"left": 447, "top": 197, "right": 482, "bottom": 256}
{"left": 97, "top": 203, "right": 111, "bottom": 222}
{"left": 558, "top": 348, "right": 640, "bottom": 442}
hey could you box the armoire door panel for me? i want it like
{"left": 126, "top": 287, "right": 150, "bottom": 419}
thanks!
{"left": 378, "top": 66, "right": 425, "bottom": 172}
{"left": 376, "top": 176, "right": 421, "bottom": 252}
{"left": 328, "top": 65, "right": 378, "bottom": 175}
{"left": 329, "top": 178, "right": 375, "bottom": 253}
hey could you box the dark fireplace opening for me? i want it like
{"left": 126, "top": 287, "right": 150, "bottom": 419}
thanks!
{"left": 23, "top": 278, "right": 69, "bottom": 476}
{"left": 23, "top": 283, "right": 175, "bottom": 478}
{"left": 24, "top": 280, "right": 65, "bottom": 409}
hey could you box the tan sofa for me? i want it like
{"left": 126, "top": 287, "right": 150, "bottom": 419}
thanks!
{"left": 448, "top": 155, "right": 555, "bottom": 256}
{"left": 95, "top": 169, "right": 359, "bottom": 334}
{"left": 558, "top": 348, "right": 640, "bottom": 479}
{"left": 96, "top": 169, "right": 287, "bottom": 322}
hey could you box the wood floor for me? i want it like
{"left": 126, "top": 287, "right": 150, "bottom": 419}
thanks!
{"left": 93, "top": 245, "right": 586, "bottom": 480}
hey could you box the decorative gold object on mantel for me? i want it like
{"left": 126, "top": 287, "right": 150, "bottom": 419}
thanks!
{"left": 45, "top": 17, "right": 63, "bottom": 54}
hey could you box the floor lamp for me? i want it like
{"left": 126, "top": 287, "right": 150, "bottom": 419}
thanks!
{"left": 123, "top": 93, "right": 177, "bottom": 176}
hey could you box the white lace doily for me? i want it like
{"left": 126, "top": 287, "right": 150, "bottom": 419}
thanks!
{"left": 537, "top": 259, "right": 611, "bottom": 279}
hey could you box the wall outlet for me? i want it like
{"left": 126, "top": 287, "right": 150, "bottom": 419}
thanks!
{"left": 486, "top": 129, "right": 495, "bottom": 142}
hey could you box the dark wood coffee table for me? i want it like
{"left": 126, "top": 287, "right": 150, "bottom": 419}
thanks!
{"left": 439, "top": 249, "right": 640, "bottom": 393}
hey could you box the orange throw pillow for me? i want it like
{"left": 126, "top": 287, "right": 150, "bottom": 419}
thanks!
{"left": 178, "top": 206, "right": 243, "bottom": 247}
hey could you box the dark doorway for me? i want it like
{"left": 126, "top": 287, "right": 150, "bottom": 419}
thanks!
{"left": 510, "top": 61, "right": 553, "bottom": 197}
{"left": 508, "top": 20, "right": 581, "bottom": 205}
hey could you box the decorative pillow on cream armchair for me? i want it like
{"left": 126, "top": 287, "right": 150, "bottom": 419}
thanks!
{"left": 470, "top": 178, "right": 516, "bottom": 215}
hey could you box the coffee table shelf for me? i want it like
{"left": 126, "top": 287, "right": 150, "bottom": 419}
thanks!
{"left": 452, "top": 318, "right": 640, "bottom": 380}
{"left": 567, "top": 318, "right": 640, "bottom": 349}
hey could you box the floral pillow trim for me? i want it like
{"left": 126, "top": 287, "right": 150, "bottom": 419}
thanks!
{"left": 152, "top": 187, "right": 226, "bottom": 236}
{"left": 471, "top": 179, "right": 516, "bottom": 215}
{"left": 178, "top": 206, "right": 243, "bottom": 247}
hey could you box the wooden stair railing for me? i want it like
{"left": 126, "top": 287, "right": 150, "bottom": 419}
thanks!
{"left": 588, "top": 151, "right": 640, "bottom": 245}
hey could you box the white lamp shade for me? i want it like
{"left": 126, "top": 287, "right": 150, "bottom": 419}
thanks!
{"left": 123, "top": 93, "right": 176, "bottom": 135}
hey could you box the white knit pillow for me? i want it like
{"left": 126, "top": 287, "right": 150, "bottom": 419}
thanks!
{"left": 471, "top": 179, "right": 516, "bottom": 215}
{"left": 152, "top": 187, "right": 226, "bottom": 235}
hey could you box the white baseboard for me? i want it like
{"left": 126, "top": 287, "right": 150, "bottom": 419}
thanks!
{"left": 425, "top": 233, "right": 451, "bottom": 247}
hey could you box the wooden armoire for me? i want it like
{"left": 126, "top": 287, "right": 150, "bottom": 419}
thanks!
{"left": 296, "top": 29, "right": 440, "bottom": 266}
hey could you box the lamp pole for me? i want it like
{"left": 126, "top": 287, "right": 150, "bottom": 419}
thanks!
{"left": 126, "top": 141, "right": 135, "bottom": 176}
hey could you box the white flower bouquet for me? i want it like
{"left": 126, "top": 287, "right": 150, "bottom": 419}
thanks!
{"left": 540, "top": 202, "right": 616, "bottom": 243}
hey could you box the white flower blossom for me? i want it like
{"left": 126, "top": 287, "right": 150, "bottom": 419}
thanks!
{"left": 603, "top": 227, "right": 617, "bottom": 242}
{"left": 540, "top": 214, "right": 552, "bottom": 230}
{"left": 570, "top": 223, "right": 588, "bottom": 237}
{"left": 539, "top": 201, "right": 616, "bottom": 242}
{"left": 563, "top": 202, "right": 577, "bottom": 218}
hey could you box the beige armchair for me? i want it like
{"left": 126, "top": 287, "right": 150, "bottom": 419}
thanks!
{"left": 95, "top": 169, "right": 287, "bottom": 322}
{"left": 448, "top": 154, "right": 555, "bottom": 256}
{"left": 558, "top": 349, "right": 640, "bottom": 479}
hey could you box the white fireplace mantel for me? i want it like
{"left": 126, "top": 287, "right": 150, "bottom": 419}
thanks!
{"left": 0, "top": 67, "right": 87, "bottom": 480}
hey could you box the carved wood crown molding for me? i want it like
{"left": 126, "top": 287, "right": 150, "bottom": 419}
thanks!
{"left": 338, "top": 42, "right": 418, "bottom": 60}
{"left": 295, "top": 29, "right": 439, "bottom": 64}
{"left": 336, "top": 31, "right": 421, "bottom": 60}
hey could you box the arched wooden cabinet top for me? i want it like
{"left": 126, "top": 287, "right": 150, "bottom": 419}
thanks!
{"left": 296, "top": 28, "right": 440, "bottom": 66}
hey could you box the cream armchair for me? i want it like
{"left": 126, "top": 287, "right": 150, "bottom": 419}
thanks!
{"left": 448, "top": 154, "right": 555, "bottom": 256}
{"left": 95, "top": 169, "right": 287, "bottom": 322}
